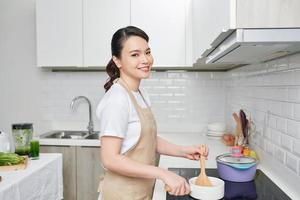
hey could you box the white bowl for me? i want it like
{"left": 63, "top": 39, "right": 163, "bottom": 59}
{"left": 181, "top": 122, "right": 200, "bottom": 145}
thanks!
{"left": 189, "top": 176, "right": 224, "bottom": 200}
{"left": 207, "top": 122, "right": 226, "bottom": 132}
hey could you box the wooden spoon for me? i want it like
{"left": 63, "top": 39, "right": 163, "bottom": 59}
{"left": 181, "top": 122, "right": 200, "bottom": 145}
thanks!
{"left": 195, "top": 155, "right": 212, "bottom": 186}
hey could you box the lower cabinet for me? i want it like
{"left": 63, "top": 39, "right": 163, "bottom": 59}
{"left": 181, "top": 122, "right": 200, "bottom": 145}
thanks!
{"left": 76, "top": 146, "right": 104, "bottom": 200}
{"left": 40, "top": 145, "right": 103, "bottom": 200}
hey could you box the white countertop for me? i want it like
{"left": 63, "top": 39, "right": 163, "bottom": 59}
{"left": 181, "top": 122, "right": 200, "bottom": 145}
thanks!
{"left": 0, "top": 153, "right": 63, "bottom": 200}
{"left": 153, "top": 133, "right": 299, "bottom": 200}
{"left": 39, "top": 137, "right": 100, "bottom": 146}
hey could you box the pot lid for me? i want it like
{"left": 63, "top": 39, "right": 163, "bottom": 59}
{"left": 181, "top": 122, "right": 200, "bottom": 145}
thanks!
{"left": 217, "top": 154, "right": 256, "bottom": 164}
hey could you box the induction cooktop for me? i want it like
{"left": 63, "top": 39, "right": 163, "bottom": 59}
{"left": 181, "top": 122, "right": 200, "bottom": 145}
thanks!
{"left": 166, "top": 168, "right": 291, "bottom": 200}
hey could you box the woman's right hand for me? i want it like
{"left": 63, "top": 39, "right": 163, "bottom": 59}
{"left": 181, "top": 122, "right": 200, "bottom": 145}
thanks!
{"left": 160, "top": 169, "right": 190, "bottom": 196}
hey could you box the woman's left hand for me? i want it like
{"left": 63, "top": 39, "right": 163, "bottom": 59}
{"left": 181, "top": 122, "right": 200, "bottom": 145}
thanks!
{"left": 181, "top": 144, "right": 209, "bottom": 160}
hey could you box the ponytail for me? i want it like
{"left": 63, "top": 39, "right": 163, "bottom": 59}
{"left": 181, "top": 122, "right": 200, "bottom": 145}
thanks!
{"left": 104, "top": 59, "right": 120, "bottom": 92}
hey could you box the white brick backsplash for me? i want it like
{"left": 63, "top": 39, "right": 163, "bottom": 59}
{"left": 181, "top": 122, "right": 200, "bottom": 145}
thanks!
{"left": 288, "top": 88, "right": 300, "bottom": 102}
{"left": 41, "top": 71, "right": 226, "bottom": 133}
{"left": 273, "top": 145, "right": 286, "bottom": 164}
{"left": 293, "top": 139, "right": 300, "bottom": 157}
{"left": 266, "top": 141, "right": 274, "bottom": 155}
{"left": 281, "top": 134, "right": 293, "bottom": 152}
{"left": 271, "top": 129, "right": 281, "bottom": 145}
{"left": 287, "top": 120, "right": 300, "bottom": 138}
{"left": 276, "top": 117, "right": 286, "bottom": 133}
{"left": 282, "top": 102, "right": 293, "bottom": 119}
{"left": 286, "top": 152, "right": 299, "bottom": 174}
{"left": 293, "top": 104, "right": 300, "bottom": 121}
{"left": 269, "top": 116, "right": 277, "bottom": 129}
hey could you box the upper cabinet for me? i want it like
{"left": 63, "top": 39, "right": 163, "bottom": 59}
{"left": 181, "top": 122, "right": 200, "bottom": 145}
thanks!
{"left": 36, "top": 0, "right": 83, "bottom": 67}
{"left": 192, "top": 0, "right": 300, "bottom": 68}
{"left": 36, "top": 0, "right": 130, "bottom": 67}
{"left": 131, "top": 0, "right": 192, "bottom": 67}
{"left": 36, "top": 0, "right": 191, "bottom": 68}
{"left": 83, "top": 0, "right": 130, "bottom": 67}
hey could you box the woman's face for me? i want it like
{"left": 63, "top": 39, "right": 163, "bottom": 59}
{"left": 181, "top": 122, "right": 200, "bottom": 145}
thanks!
{"left": 114, "top": 36, "right": 154, "bottom": 81}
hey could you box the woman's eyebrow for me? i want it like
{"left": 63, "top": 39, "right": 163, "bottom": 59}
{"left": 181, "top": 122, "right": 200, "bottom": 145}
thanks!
{"left": 129, "top": 48, "right": 151, "bottom": 53}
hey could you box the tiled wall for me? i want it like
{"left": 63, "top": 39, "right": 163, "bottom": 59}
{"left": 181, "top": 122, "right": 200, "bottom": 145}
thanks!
{"left": 225, "top": 53, "right": 300, "bottom": 177}
{"left": 41, "top": 71, "right": 226, "bottom": 133}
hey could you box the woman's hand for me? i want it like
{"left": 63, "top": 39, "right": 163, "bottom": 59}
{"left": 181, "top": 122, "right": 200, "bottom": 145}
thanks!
{"left": 181, "top": 144, "right": 209, "bottom": 160}
{"left": 160, "top": 169, "right": 190, "bottom": 196}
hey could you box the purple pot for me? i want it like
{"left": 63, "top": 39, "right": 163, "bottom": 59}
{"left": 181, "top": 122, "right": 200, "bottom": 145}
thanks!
{"left": 216, "top": 154, "right": 258, "bottom": 182}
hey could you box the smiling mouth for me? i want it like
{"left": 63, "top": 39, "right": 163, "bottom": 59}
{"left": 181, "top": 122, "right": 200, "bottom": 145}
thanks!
{"left": 137, "top": 66, "right": 150, "bottom": 71}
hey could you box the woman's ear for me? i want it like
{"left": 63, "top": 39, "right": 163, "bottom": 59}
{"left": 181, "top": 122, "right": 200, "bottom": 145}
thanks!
{"left": 112, "top": 56, "right": 121, "bottom": 69}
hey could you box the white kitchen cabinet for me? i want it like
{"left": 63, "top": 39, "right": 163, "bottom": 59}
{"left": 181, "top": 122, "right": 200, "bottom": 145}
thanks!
{"left": 192, "top": 0, "right": 300, "bottom": 63}
{"left": 36, "top": 0, "right": 130, "bottom": 67}
{"left": 36, "top": 0, "right": 83, "bottom": 67}
{"left": 83, "top": 0, "right": 130, "bottom": 66}
{"left": 131, "top": 0, "right": 192, "bottom": 67}
{"left": 191, "top": 0, "right": 231, "bottom": 63}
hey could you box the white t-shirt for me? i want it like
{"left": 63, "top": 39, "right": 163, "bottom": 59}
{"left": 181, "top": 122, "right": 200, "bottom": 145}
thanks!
{"left": 96, "top": 83, "right": 151, "bottom": 154}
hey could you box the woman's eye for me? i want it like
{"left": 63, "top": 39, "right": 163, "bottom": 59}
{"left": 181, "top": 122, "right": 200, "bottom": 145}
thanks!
{"left": 146, "top": 51, "right": 151, "bottom": 55}
{"left": 131, "top": 54, "right": 139, "bottom": 57}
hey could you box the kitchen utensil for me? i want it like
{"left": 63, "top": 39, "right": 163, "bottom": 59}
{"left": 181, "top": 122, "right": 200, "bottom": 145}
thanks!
{"left": 195, "top": 155, "right": 212, "bottom": 186}
{"left": 239, "top": 110, "right": 249, "bottom": 145}
{"left": 189, "top": 176, "right": 224, "bottom": 200}
{"left": 232, "top": 113, "right": 242, "bottom": 146}
{"left": 216, "top": 154, "right": 258, "bottom": 182}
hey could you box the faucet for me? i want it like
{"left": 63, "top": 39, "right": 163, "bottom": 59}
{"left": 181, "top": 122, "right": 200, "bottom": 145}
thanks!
{"left": 70, "top": 96, "right": 94, "bottom": 134}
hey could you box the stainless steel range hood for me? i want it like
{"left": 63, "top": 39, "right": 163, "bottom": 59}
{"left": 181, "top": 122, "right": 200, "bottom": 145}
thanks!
{"left": 201, "top": 28, "right": 300, "bottom": 66}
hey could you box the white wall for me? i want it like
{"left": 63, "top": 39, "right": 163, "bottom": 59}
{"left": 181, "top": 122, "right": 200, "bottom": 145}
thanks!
{"left": 225, "top": 53, "right": 300, "bottom": 189}
{"left": 0, "top": 0, "right": 49, "bottom": 136}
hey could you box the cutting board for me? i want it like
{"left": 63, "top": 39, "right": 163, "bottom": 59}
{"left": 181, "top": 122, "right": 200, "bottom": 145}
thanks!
{"left": 0, "top": 156, "right": 28, "bottom": 172}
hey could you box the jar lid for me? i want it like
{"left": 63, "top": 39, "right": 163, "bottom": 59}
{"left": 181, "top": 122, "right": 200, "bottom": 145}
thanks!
{"left": 12, "top": 123, "right": 33, "bottom": 130}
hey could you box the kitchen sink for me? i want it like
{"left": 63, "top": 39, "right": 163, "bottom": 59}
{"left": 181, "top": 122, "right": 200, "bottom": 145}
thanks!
{"left": 84, "top": 133, "right": 100, "bottom": 140}
{"left": 40, "top": 130, "right": 100, "bottom": 140}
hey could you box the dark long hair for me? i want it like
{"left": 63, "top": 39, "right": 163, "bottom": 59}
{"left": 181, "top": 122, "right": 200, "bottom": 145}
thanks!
{"left": 104, "top": 26, "right": 149, "bottom": 92}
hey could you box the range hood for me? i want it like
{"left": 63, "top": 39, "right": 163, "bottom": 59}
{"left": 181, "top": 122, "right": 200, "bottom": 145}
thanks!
{"left": 201, "top": 28, "right": 300, "bottom": 66}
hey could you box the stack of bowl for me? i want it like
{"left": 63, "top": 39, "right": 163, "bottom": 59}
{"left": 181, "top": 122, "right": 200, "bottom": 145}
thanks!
{"left": 207, "top": 122, "right": 226, "bottom": 138}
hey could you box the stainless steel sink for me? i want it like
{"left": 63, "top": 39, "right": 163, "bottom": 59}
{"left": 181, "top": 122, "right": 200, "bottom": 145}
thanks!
{"left": 84, "top": 133, "right": 100, "bottom": 140}
{"left": 40, "top": 130, "right": 100, "bottom": 140}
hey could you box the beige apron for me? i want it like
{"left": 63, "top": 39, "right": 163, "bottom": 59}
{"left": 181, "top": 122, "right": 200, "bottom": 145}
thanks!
{"left": 99, "top": 78, "right": 158, "bottom": 200}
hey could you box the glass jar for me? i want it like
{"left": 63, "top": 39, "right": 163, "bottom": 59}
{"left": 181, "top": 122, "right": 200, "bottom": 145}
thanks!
{"left": 12, "top": 123, "right": 33, "bottom": 155}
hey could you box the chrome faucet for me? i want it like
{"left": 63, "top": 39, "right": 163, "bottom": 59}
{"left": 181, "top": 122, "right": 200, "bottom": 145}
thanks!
{"left": 70, "top": 96, "right": 94, "bottom": 134}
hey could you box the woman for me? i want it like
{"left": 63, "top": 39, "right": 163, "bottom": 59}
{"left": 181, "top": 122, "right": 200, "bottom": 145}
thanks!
{"left": 96, "top": 26, "right": 208, "bottom": 200}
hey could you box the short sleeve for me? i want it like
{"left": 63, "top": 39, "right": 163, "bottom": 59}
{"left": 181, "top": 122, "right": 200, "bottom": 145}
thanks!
{"left": 97, "top": 91, "right": 129, "bottom": 138}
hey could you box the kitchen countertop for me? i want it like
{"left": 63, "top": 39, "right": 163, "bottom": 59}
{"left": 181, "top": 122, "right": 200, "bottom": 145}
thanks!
{"left": 153, "top": 133, "right": 299, "bottom": 200}
{"left": 38, "top": 137, "right": 100, "bottom": 146}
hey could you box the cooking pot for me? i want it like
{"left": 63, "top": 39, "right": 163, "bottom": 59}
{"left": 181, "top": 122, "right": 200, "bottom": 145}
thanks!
{"left": 216, "top": 153, "right": 258, "bottom": 182}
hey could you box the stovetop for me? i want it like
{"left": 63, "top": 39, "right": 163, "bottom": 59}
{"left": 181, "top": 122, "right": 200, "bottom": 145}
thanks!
{"left": 166, "top": 168, "right": 291, "bottom": 200}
